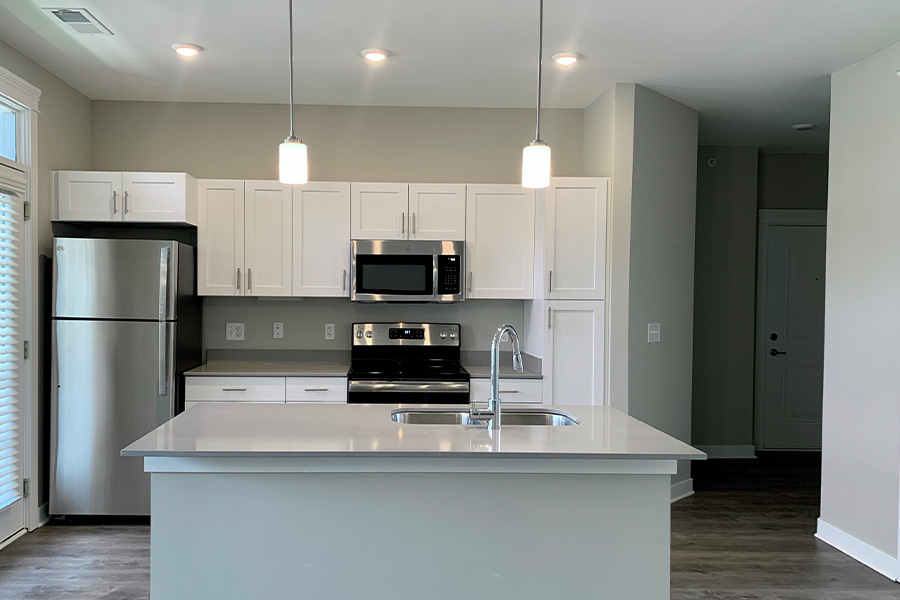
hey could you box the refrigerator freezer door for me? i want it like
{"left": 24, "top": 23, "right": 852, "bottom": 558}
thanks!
{"left": 53, "top": 238, "right": 179, "bottom": 320}
{"left": 50, "top": 319, "right": 176, "bottom": 516}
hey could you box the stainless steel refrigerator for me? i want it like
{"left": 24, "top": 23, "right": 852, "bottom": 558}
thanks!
{"left": 50, "top": 238, "right": 201, "bottom": 516}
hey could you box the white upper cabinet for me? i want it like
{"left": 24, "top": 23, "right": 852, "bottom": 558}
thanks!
{"left": 544, "top": 177, "right": 609, "bottom": 300}
{"left": 55, "top": 171, "right": 122, "bottom": 221}
{"left": 54, "top": 171, "right": 197, "bottom": 224}
{"left": 544, "top": 300, "right": 606, "bottom": 406}
{"left": 198, "top": 180, "right": 245, "bottom": 296}
{"left": 408, "top": 184, "right": 466, "bottom": 241}
{"left": 122, "top": 172, "right": 198, "bottom": 225}
{"left": 465, "top": 184, "right": 535, "bottom": 299}
{"left": 292, "top": 182, "right": 351, "bottom": 297}
{"left": 244, "top": 181, "right": 292, "bottom": 297}
{"left": 350, "top": 183, "right": 409, "bottom": 240}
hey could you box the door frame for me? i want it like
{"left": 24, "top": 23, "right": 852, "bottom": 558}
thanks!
{"left": 754, "top": 209, "right": 827, "bottom": 451}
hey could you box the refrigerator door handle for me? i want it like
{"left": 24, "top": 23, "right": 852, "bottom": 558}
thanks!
{"left": 158, "top": 247, "right": 170, "bottom": 320}
{"left": 158, "top": 323, "right": 168, "bottom": 396}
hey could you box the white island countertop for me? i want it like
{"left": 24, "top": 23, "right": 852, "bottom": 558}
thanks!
{"left": 122, "top": 403, "right": 704, "bottom": 461}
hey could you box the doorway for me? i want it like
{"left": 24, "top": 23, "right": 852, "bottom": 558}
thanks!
{"left": 754, "top": 210, "right": 827, "bottom": 450}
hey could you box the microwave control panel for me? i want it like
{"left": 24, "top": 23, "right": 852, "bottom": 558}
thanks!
{"left": 437, "top": 255, "right": 461, "bottom": 295}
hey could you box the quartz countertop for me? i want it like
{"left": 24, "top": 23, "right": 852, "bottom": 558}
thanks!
{"left": 185, "top": 361, "right": 350, "bottom": 377}
{"left": 464, "top": 364, "right": 542, "bottom": 379}
{"left": 122, "top": 403, "right": 705, "bottom": 461}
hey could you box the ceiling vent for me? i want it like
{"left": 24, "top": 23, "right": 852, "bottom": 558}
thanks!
{"left": 42, "top": 8, "right": 113, "bottom": 35}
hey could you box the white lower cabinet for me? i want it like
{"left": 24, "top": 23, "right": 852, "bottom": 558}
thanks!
{"left": 285, "top": 377, "right": 347, "bottom": 403}
{"left": 185, "top": 377, "right": 286, "bottom": 407}
{"left": 470, "top": 378, "right": 544, "bottom": 405}
{"left": 543, "top": 301, "right": 606, "bottom": 406}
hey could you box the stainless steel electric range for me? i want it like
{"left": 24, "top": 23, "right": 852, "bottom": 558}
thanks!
{"left": 347, "top": 322, "right": 470, "bottom": 404}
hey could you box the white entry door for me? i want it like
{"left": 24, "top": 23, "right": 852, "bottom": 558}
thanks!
{"left": 759, "top": 223, "right": 827, "bottom": 449}
{"left": 0, "top": 165, "right": 26, "bottom": 543}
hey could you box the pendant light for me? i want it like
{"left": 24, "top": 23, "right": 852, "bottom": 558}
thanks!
{"left": 279, "top": 0, "right": 308, "bottom": 184}
{"left": 522, "top": 0, "right": 551, "bottom": 189}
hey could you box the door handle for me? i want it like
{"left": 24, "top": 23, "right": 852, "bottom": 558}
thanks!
{"left": 769, "top": 349, "right": 787, "bottom": 356}
{"left": 343, "top": 269, "right": 347, "bottom": 292}
{"left": 248, "top": 268, "right": 252, "bottom": 292}
{"left": 123, "top": 190, "right": 129, "bottom": 214}
{"left": 304, "top": 388, "right": 328, "bottom": 392}
{"left": 548, "top": 270, "right": 553, "bottom": 294}
{"left": 158, "top": 323, "right": 168, "bottom": 396}
{"left": 548, "top": 307, "right": 552, "bottom": 329}
{"left": 112, "top": 191, "right": 118, "bottom": 214}
{"left": 237, "top": 268, "right": 241, "bottom": 291}
{"left": 401, "top": 212, "right": 406, "bottom": 235}
{"left": 467, "top": 271, "right": 473, "bottom": 293}
{"left": 412, "top": 212, "right": 416, "bottom": 235}
{"left": 158, "top": 247, "right": 170, "bottom": 320}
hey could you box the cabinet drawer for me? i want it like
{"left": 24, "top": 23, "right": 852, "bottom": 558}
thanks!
{"left": 471, "top": 378, "right": 543, "bottom": 405}
{"left": 286, "top": 377, "right": 347, "bottom": 403}
{"left": 185, "top": 377, "right": 286, "bottom": 402}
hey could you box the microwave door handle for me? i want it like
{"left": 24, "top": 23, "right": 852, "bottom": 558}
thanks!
{"left": 433, "top": 254, "right": 439, "bottom": 299}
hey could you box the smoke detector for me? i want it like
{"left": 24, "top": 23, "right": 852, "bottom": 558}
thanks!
{"left": 42, "top": 8, "right": 113, "bottom": 35}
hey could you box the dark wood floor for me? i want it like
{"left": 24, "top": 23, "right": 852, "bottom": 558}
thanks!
{"left": 1, "top": 453, "right": 897, "bottom": 599}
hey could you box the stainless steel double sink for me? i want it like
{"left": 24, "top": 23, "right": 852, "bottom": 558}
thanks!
{"left": 391, "top": 407, "right": 580, "bottom": 427}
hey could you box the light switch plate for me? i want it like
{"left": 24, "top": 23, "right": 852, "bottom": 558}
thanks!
{"left": 273, "top": 322, "right": 284, "bottom": 339}
{"left": 226, "top": 323, "right": 245, "bottom": 341}
{"left": 325, "top": 323, "right": 335, "bottom": 341}
{"left": 647, "top": 323, "right": 661, "bottom": 344}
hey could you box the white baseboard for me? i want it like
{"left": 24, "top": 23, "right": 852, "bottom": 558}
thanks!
{"left": 816, "top": 518, "right": 899, "bottom": 582}
{"left": 0, "top": 528, "right": 26, "bottom": 552}
{"left": 696, "top": 444, "right": 757, "bottom": 459}
{"left": 671, "top": 477, "right": 694, "bottom": 503}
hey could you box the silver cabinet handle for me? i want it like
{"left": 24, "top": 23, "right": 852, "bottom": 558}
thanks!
{"left": 222, "top": 388, "right": 247, "bottom": 392}
{"left": 343, "top": 269, "right": 347, "bottom": 291}
{"left": 412, "top": 212, "right": 416, "bottom": 235}
{"left": 124, "top": 190, "right": 129, "bottom": 214}
{"left": 548, "top": 307, "right": 552, "bottom": 329}
{"left": 237, "top": 268, "right": 241, "bottom": 291}
{"left": 548, "top": 270, "right": 553, "bottom": 294}
{"left": 467, "top": 271, "right": 473, "bottom": 293}
{"left": 112, "top": 191, "right": 118, "bottom": 214}
{"left": 499, "top": 390, "right": 519, "bottom": 394}
{"left": 248, "top": 268, "right": 252, "bottom": 292}
{"left": 401, "top": 212, "right": 406, "bottom": 235}
{"left": 304, "top": 388, "right": 328, "bottom": 392}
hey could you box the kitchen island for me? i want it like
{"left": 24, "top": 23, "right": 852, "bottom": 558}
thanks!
{"left": 123, "top": 403, "right": 704, "bottom": 600}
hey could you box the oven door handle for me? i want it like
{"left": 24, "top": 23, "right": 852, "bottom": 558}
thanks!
{"left": 348, "top": 381, "right": 470, "bottom": 393}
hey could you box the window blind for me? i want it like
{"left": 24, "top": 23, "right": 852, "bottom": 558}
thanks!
{"left": 0, "top": 185, "right": 22, "bottom": 511}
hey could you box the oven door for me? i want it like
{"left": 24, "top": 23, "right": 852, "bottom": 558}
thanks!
{"left": 347, "top": 380, "right": 470, "bottom": 404}
{"left": 351, "top": 241, "right": 436, "bottom": 302}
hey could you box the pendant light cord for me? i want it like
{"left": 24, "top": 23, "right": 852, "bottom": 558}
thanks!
{"left": 287, "top": 0, "right": 295, "bottom": 139}
{"left": 534, "top": 0, "right": 543, "bottom": 143}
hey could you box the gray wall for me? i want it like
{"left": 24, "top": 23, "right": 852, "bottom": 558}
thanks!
{"left": 627, "top": 85, "right": 699, "bottom": 489}
{"left": 691, "top": 147, "right": 759, "bottom": 449}
{"left": 0, "top": 39, "right": 92, "bottom": 256}
{"left": 203, "top": 298, "right": 524, "bottom": 353}
{"left": 91, "top": 101, "right": 584, "bottom": 183}
{"left": 819, "top": 41, "right": 900, "bottom": 560}
{"left": 759, "top": 153, "right": 829, "bottom": 209}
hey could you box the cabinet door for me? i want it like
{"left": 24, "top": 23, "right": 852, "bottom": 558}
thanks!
{"left": 409, "top": 184, "right": 466, "bottom": 241}
{"left": 350, "top": 183, "right": 409, "bottom": 240}
{"left": 245, "top": 181, "right": 292, "bottom": 297}
{"left": 122, "top": 172, "right": 197, "bottom": 224}
{"left": 285, "top": 377, "right": 347, "bottom": 403}
{"left": 185, "top": 377, "right": 286, "bottom": 402}
{"left": 544, "top": 301, "right": 606, "bottom": 406}
{"left": 465, "top": 184, "right": 535, "bottom": 299}
{"left": 55, "top": 171, "right": 122, "bottom": 221}
{"left": 198, "top": 180, "right": 245, "bottom": 296}
{"left": 292, "top": 182, "right": 351, "bottom": 297}
{"left": 545, "top": 178, "right": 608, "bottom": 300}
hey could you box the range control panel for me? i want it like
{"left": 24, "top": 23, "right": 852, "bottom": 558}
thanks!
{"left": 352, "top": 323, "right": 460, "bottom": 346}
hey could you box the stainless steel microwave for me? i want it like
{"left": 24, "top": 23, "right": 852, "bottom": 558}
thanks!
{"left": 350, "top": 240, "right": 465, "bottom": 303}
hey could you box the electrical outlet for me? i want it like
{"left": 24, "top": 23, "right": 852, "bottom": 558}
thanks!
{"left": 226, "top": 323, "right": 245, "bottom": 341}
{"left": 325, "top": 323, "right": 335, "bottom": 341}
{"left": 647, "top": 323, "right": 661, "bottom": 344}
{"left": 273, "top": 322, "right": 284, "bottom": 339}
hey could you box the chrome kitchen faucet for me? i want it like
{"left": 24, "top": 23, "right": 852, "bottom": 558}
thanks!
{"left": 470, "top": 324, "right": 524, "bottom": 429}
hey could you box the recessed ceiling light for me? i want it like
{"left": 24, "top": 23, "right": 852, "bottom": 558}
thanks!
{"left": 360, "top": 48, "right": 389, "bottom": 62}
{"left": 552, "top": 52, "right": 580, "bottom": 67}
{"left": 792, "top": 123, "right": 815, "bottom": 132}
{"left": 171, "top": 43, "right": 202, "bottom": 58}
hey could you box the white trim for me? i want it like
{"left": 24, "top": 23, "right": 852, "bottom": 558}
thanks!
{"left": 670, "top": 477, "right": 694, "bottom": 503}
{"left": 695, "top": 445, "right": 757, "bottom": 459}
{"left": 754, "top": 209, "right": 827, "bottom": 450}
{"left": 816, "top": 518, "right": 900, "bottom": 582}
{"left": 0, "top": 527, "right": 26, "bottom": 552}
{"left": 0, "top": 65, "right": 40, "bottom": 112}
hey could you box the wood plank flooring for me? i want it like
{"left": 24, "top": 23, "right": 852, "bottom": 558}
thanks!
{"left": 1, "top": 452, "right": 897, "bottom": 599}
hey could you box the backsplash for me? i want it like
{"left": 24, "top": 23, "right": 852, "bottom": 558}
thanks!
{"left": 202, "top": 297, "right": 526, "bottom": 353}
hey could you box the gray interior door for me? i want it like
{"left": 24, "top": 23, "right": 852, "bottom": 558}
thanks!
{"left": 51, "top": 319, "right": 175, "bottom": 515}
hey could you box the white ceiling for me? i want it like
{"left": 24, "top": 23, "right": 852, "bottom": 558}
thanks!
{"left": 1, "top": 0, "right": 899, "bottom": 151}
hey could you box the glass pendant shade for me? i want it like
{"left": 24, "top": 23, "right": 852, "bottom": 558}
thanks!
{"left": 279, "top": 139, "right": 308, "bottom": 184}
{"left": 522, "top": 141, "right": 551, "bottom": 189}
